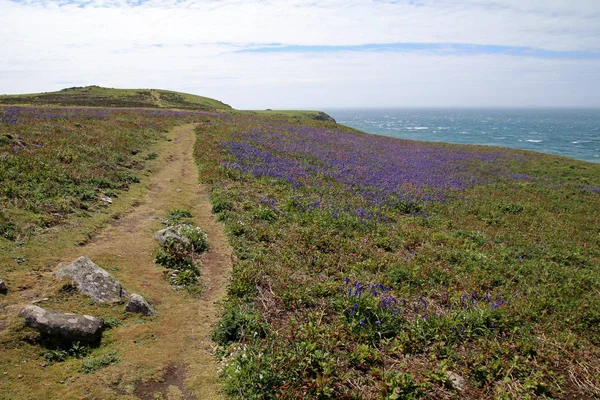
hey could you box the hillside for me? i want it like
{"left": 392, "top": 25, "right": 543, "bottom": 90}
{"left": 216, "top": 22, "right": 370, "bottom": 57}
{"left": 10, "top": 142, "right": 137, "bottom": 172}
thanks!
{"left": 1, "top": 97, "right": 600, "bottom": 398}
{"left": 0, "top": 85, "right": 232, "bottom": 111}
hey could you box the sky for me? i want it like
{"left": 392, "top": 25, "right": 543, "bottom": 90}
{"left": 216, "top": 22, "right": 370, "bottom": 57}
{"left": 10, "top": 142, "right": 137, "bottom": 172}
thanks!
{"left": 1, "top": 0, "right": 600, "bottom": 109}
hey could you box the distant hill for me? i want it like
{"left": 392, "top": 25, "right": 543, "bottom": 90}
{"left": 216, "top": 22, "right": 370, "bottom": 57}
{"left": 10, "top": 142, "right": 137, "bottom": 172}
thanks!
{"left": 0, "top": 86, "right": 232, "bottom": 111}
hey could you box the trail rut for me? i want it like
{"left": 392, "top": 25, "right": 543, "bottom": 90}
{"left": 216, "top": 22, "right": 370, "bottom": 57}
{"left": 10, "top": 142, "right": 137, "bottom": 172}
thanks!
{"left": 60, "top": 123, "right": 230, "bottom": 399}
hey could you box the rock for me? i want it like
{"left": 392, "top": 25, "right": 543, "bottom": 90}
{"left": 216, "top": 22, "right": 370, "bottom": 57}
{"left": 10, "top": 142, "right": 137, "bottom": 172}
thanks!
{"left": 100, "top": 196, "right": 113, "bottom": 204}
{"left": 55, "top": 256, "right": 128, "bottom": 303}
{"left": 154, "top": 226, "right": 189, "bottom": 246}
{"left": 20, "top": 305, "right": 104, "bottom": 344}
{"left": 125, "top": 294, "right": 154, "bottom": 316}
{"left": 446, "top": 371, "right": 465, "bottom": 391}
{"left": 0, "top": 278, "right": 7, "bottom": 293}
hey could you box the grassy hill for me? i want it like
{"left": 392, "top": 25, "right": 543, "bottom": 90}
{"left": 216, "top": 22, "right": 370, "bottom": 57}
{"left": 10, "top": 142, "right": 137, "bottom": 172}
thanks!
{"left": 2, "top": 93, "right": 600, "bottom": 398}
{"left": 0, "top": 85, "right": 233, "bottom": 111}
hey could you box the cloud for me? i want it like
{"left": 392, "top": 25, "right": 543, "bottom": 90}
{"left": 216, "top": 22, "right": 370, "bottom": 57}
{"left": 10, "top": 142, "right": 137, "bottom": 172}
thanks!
{"left": 236, "top": 43, "right": 600, "bottom": 59}
{"left": 1, "top": 0, "right": 600, "bottom": 107}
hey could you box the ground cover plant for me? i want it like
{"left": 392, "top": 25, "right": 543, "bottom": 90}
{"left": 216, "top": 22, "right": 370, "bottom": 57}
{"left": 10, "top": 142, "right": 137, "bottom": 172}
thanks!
{"left": 0, "top": 103, "right": 224, "bottom": 398}
{"left": 0, "top": 105, "right": 217, "bottom": 241}
{"left": 0, "top": 85, "right": 233, "bottom": 111}
{"left": 196, "top": 114, "right": 600, "bottom": 399}
{"left": 154, "top": 208, "right": 209, "bottom": 294}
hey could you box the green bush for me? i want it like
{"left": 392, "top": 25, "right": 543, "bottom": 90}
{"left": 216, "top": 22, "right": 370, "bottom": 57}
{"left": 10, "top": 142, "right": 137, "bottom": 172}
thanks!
{"left": 179, "top": 224, "right": 209, "bottom": 253}
{"left": 212, "top": 305, "right": 267, "bottom": 346}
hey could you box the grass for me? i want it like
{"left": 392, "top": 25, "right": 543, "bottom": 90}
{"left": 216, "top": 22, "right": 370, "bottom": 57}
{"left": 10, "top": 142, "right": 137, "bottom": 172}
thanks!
{"left": 194, "top": 114, "right": 600, "bottom": 399}
{"left": 1, "top": 94, "right": 599, "bottom": 398}
{"left": 0, "top": 105, "right": 220, "bottom": 244}
{"left": 0, "top": 85, "right": 232, "bottom": 110}
{"left": 0, "top": 105, "right": 220, "bottom": 399}
{"left": 243, "top": 109, "right": 337, "bottom": 123}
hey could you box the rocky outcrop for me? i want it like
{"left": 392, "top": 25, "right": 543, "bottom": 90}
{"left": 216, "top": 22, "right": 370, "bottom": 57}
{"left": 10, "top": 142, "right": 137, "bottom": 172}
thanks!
{"left": 154, "top": 226, "right": 189, "bottom": 246}
{"left": 311, "top": 111, "right": 336, "bottom": 123}
{"left": 55, "top": 256, "right": 128, "bottom": 303}
{"left": 125, "top": 294, "right": 154, "bottom": 316}
{"left": 20, "top": 305, "right": 104, "bottom": 344}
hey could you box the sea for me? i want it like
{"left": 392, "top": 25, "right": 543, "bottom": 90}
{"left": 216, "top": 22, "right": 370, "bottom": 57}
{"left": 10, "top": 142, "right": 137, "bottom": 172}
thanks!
{"left": 324, "top": 108, "right": 600, "bottom": 164}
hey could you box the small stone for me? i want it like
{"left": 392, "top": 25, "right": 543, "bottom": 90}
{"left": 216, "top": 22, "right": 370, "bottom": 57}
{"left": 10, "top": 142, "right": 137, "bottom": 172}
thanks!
{"left": 154, "top": 227, "right": 189, "bottom": 246}
{"left": 31, "top": 298, "right": 49, "bottom": 304}
{"left": 125, "top": 294, "right": 154, "bottom": 317}
{"left": 175, "top": 188, "right": 183, "bottom": 192}
{"left": 0, "top": 278, "right": 7, "bottom": 293}
{"left": 18, "top": 374, "right": 23, "bottom": 379}
{"left": 100, "top": 196, "right": 113, "bottom": 204}
{"left": 447, "top": 371, "right": 465, "bottom": 391}
{"left": 40, "top": 363, "right": 46, "bottom": 367}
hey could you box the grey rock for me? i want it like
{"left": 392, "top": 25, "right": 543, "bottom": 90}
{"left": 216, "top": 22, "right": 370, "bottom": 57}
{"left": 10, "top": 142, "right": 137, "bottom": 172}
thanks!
{"left": 55, "top": 256, "right": 128, "bottom": 303}
{"left": 447, "top": 371, "right": 465, "bottom": 391}
{"left": 154, "top": 226, "right": 189, "bottom": 246}
{"left": 100, "top": 196, "right": 113, "bottom": 204}
{"left": 20, "top": 305, "right": 104, "bottom": 344}
{"left": 0, "top": 278, "right": 7, "bottom": 293}
{"left": 125, "top": 294, "right": 154, "bottom": 316}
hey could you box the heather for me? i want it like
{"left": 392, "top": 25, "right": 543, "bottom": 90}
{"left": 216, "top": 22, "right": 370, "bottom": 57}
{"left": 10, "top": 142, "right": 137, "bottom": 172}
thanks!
{"left": 197, "top": 115, "right": 600, "bottom": 399}
{"left": 0, "top": 105, "right": 215, "bottom": 240}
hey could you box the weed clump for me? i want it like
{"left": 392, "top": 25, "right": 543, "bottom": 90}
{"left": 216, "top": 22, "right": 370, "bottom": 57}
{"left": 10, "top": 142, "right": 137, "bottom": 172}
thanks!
{"left": 154, "top": 209, "right": 209, "bottom": 295}
{"left": 80, "top": 350, "right": 120, "bottom": 374}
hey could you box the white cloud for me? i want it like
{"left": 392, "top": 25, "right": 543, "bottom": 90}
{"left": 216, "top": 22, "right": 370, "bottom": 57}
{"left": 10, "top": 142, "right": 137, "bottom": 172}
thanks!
{"left": 1, "top": 0, "right": 599, "bottom": 107}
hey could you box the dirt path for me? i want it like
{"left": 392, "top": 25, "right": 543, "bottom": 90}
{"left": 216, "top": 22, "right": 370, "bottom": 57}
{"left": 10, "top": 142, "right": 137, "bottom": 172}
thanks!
{"left": 60, "top": 123, "right": 230, "bottom": 399}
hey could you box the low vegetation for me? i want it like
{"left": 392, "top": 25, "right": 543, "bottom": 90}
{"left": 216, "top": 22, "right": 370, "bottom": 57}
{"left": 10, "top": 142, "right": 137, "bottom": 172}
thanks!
{"left": 0, "top": 85, "right": 232, "bottom": 110}
{"left": 195, "top": 114, "right": 600, "bottom": 399}
{"left": 1, "top": 88, "right": 599, "bottom": 399}
{"left": 0, "top": 105, "right": 215, "bottom": 243}
{"left": 154, "top": 209, "right": 209, "bottom": 295}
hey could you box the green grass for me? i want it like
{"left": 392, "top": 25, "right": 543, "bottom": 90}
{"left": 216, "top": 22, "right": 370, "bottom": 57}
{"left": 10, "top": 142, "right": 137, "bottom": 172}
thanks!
{"left": 0, "top": 106, "right": 205, "bottom": 243}
{"left": 244, "top": 109, "right": 337, "bottom": 122}
{"left": 0, "top": 85, "right": 232, "bottom": 110}
{"left": 194, "top": 114, "right": 600, "bottom": 399}
{"left": 2, "top": 96, "right": 600, "bottom": 399}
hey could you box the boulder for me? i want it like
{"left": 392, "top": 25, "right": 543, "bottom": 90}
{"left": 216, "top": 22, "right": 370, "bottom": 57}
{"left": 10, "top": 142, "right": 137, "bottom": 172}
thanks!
{"left": 20, "top": 305, "right": 104, "bottom": 344}
{"left": 0, "top": 278, "right": 7, "bottom": 293}
{"left": 56, "top": 256, "right": 128, "bottom": 303}
{"left": 154, "top": 226, "right": 189, "bottom": 246}
{"left": 125, "top": 294, "right": 154, "bottom": 316}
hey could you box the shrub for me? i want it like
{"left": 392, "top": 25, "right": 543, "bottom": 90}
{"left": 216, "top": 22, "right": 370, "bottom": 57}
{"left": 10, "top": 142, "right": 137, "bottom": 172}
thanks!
{"left": 212, "top": 305, "right": 267, "bottom": 346}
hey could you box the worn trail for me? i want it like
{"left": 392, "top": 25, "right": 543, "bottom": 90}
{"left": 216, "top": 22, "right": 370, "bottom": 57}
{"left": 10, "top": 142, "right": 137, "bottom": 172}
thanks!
{"left": 60, "top": 123, "right": 230, "bottom": 399}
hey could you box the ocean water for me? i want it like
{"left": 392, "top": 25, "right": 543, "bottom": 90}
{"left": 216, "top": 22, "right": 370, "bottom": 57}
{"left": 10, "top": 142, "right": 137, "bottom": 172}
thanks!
{"left": 324, "top": 108, "right": 600, "bottom": 163}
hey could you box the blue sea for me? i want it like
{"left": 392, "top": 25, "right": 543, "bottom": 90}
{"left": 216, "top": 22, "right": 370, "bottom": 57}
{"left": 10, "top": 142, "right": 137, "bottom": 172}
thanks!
{"left": 324, "top": 108, "right": 600, "bottom": 163}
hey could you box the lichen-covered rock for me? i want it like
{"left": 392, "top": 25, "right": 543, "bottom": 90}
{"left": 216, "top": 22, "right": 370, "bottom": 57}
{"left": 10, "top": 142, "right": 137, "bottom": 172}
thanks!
{"left": 125, "top": 294, "right": 154, "bottom": 316}
{"left": 154, "top": 226, "right": 189, "bottom": 246}
{"left": 446, "top": 371, "right": 466, "bottom": 391}
{"left": 55, "top": 256, "right": 128, "bottom": 303}
{"left": 20, "top": 305, "right": 104, "bottom": 344}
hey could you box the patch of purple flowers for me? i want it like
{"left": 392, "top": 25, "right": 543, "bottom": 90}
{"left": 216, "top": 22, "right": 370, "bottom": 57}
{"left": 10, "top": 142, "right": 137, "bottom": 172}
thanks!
{"left": 222, "top": 121, "right": 530, "bottom": 216}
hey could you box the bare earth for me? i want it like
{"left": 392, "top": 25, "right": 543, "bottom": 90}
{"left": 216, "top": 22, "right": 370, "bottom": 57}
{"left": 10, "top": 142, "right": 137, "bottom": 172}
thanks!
{"left": 58, "top": 123, "right": 230, "bottom": 399}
